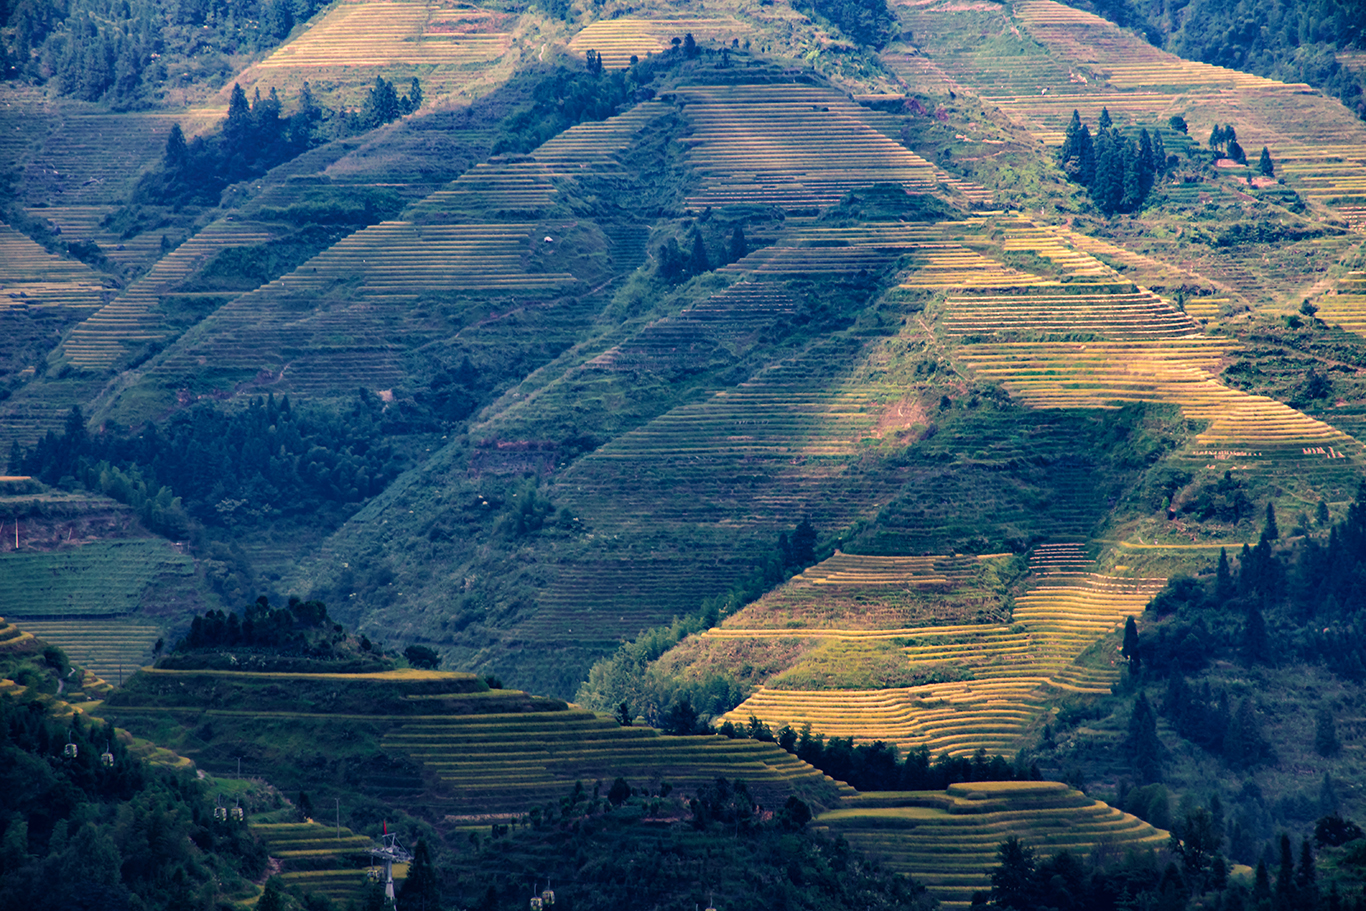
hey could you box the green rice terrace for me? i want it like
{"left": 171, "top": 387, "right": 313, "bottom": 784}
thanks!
{"left": 95, "top": 667, "right": 849, "bottom": 816}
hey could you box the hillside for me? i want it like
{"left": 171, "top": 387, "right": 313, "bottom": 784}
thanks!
{"left": 7, "top": 0, "right": 1366, "bottom": 904}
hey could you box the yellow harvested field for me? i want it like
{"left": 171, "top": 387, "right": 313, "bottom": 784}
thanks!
{"left": 255, "top": 1, "right": 511, "bottom": 68}
{"left": 717, "top": 545, "right": 1163, "bottom": 755}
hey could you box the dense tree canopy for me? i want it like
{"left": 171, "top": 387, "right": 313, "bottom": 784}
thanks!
{"left": 0, "top": 692, "right": 266, "bottom": 908}
{"left": 14, "top": 393, "right": 404, "bottom": 537}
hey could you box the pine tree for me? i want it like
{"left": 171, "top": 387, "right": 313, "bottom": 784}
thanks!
{"left": 729, "top": 224, "right": 748, "bottom": 263}
{"left": 990, "top": 837, "right": 1037, "bottom": 910}
{"left": 1242, "top": 606, "right": 1270, "bottom": 665}
{"left": 397, "top": 839, "right": 441, "bottom": 911}
{"left": 1122, "top": 616, "right": 1142, "bottom": 673}
{"left": 1098, "top": 106, "right": 1112, "bottom": 130}
{"left": 225, "top": 83, "right": 251, "bottom": 144}
{"left": 1297, "top": 838, "right": 1316, "bottom": 893}
{"left": 688, "top": 229, "right": 710, "bottom": 274}
{"left": 1254, "top": 859, "right": 1272, "bottom": 906}
{"left": 1138, "top": 128, "right": 1156, "bottom": 197}
{"left": 1264, "top": 502, "right": 1279, "bottom": 542}
{"left": 1315, "top": 705, "right": 1341, "bottom": 756}
{"left": 164, "top": 123, "right": 188, "bottom": 170}
{"left": 1259, "top": 146, "right": 1275, "bottom": 177}
{"left": 1216, "top": 547, "right": 1233, "bottom": 603}
{"left": 1128, "top": 693, "right": 1162, "bottom": 783}
{"left": 1276, "top": 833, "right": 1295, "bottom": 904}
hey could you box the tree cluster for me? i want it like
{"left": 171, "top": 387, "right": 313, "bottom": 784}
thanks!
{"left": 794, "top": 0, "right": 900, "bottom": 48}
{"left": 1208, "top": 123, "right": 1246, "bottom": 164}
{"left": 491, "top": 64, "right": 655, "bottom": 155}
{"left": 1136, "top": 485, "right": 1366, "bottom": 681}
{"left": 0, "top": 0, "right": 327, "bottom": 105}
{"left": 14, "top": 393, "right": 403, "bottom": 537}
{"left": 655, "top": 223, "right": 749, "bottom": 283}
{"left": 138, "top": 80, "right": 359, "bottom": 207}
{"left": 1058, "top": 108, "right": 1167, "bottom": 215}
{"left": 1161, "top": 675, "right": 1273, "bottom": 770}
{"left": 0, "top": 694, "right": 266, "bottom": 909}
{"left": 718, "top": 717, "right": 1041, "bottom": 791}
{"left": 178, "top": 594, "right": 333, "bottom": 651}
{"left": 447, "top": 779, "right": 936, "bottom": 911}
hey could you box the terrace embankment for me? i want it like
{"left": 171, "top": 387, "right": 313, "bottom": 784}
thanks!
{"left": 97, "top": 667, "right": 847, "bottom": 819}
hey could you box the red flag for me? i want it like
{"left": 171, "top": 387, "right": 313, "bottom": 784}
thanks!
{"left": 383, "top": 820, "right": 387, "bottom": 835}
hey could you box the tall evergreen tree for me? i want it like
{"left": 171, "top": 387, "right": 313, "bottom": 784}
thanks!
{"left": 729, "top": 224, "right": 748, "bottom": 263}
{"left": 1215, "top": 547, "right": 1233, "bottom": 603}
{"left": 1128, "top": 693, "right": 1162, "bottom": 783}
{"left": 1122, "top": 616, "right": 1142, "bottom": 673}
{"left": 163, "top": 123, "right": 188, "bottom": 170}
{"left": 689, "top": 229, "right": 710, "bottom": 274}
{"left": 397, "top": 838, "right": 441, "bottom": 911}
{"left": 1264, "top": 502, "right": 1280, "bottom": 542}
{"left": 1315, "top": 705, "right": 1341, "bottom": 756}
{"left": 1259, "top": 146, "right": 1275, "bottom": 177}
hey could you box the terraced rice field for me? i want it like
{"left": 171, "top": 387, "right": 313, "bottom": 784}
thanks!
{"left": 714, "top": 545, "right": 1163, "bottom": 756}
{"left": 125, "top": 220, "right": 581, "bottom": 402}
{"left": 12, "top": 619, "right": 162, "bottom": 684}
{"left": 942, "top": 285, "right": 1201, "bottom": 339}
{"left": 568, "top": 17, "right": 744, "bottom": 68}
{"left": 0, "top": 616, "right": 39, "bottom": 656}
{"left": 1314, "top": 271, "right": 1366, "bottom": 336}
{"left": 669, "top": 83, "right": 991, "bottom": 211}
{"left": 702, "top": 551, "right": 995, "bottom": 632}
{"left": 533, "top": 100, "right": 672, "bottom": 172}
{"left": 100, "top": 669, "right": 845, "bottom": 816}
{"left": 24, "top": 112, "right": 188, "bottom": 204}
{"left": 59, "top": 220, "right": 275, "bottom": 370}
{"left": 24, "top": 206, "right": 165, "bottom": 271}
{"left": 0, "top": 222, "right": 110, "bottom": 313}
{"left": 0, "top": 539, "right": 194, "bottom": 618}
{"left": 254, "top": 821, "right": 384, "bottom": 904}
{"left": 381, "top": 708, "right": 846, "bottom": 813}
{"left": 955, "top": 339, "right": 1360, "bottom": 473}
{"left": 816, "top": 781, "right": 1169, "bottom": 908}
{"left": 257, "top": 1, "right": 511, "bottom": 69}
{"left": 896, "top": 0, "right": 1366, "bottom": 227}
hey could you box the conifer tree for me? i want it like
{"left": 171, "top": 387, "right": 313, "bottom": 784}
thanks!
{"left": 1276, "top": 833, "right": 1295, "bottom": 904}
{"left": 1215, "top": 547, "right": 1233, "bottom": 603}
{"left": 397, "top": 839, "right": 441, "bottom": 911}
{"left": 1098, "top": 106, "right": 1112, "bottom": 130}
{"left": 1128, "top": 693, "right": 1162, "bottom": 783}
{"left": 1259, "top": 146, "right": 1275, "bottom": 177}
{"left": 729, "top": 224, "right": 748, "bottom": 263}
{"left": 164, "top": 123, "right": 188, "bottom": 170}
{"left": 1122, "top": 616, "right": 1142, "bottom": 673}
{"left": 1315, "top": 705, "right": 1341, "bottom": 756}
{"left": 1242, "top": 606, "right": 1270, "bottom": 665}
{"left": 689, "top": 229, "right": 710, "bottom": 274}
{"left": 1264, "top": 502, "right": 1279, "bottom": 542}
